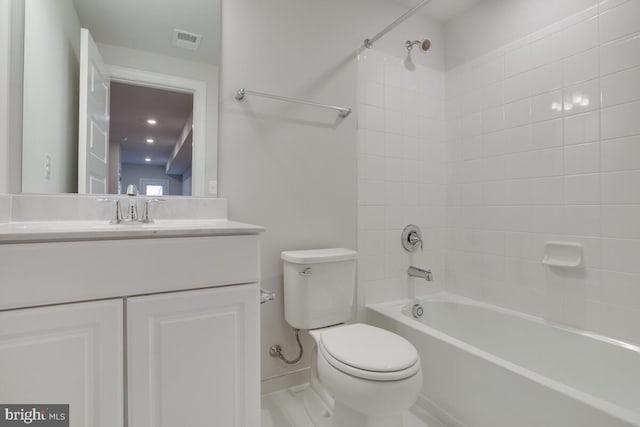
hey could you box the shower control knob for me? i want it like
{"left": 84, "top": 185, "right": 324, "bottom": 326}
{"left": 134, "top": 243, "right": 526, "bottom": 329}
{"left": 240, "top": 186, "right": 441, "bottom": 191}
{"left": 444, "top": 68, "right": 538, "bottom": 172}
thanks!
{"left": 409, "top": 232, "right": 422, "bottom": 247}
{"left": 401, "top": 224, "right": 423, "bottom": 252}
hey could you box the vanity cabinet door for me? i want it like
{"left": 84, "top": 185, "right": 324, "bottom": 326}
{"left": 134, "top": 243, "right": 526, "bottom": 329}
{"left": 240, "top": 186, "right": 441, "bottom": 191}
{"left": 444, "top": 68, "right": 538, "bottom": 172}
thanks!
{"left": 127, "top": 284, "right": 260, "bottom": 427}
{"left": 0, "top": 300, "right": 124, "bottom": 427}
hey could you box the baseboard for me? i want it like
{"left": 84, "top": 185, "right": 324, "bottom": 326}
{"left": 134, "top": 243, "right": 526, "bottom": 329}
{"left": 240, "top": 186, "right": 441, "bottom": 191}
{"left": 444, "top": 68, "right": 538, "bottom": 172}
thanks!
{"left": 411, "top": 394, "right": 466, "bottom": 427}
{"left": 261, "top": 367, "right": 311, "bottom": 396}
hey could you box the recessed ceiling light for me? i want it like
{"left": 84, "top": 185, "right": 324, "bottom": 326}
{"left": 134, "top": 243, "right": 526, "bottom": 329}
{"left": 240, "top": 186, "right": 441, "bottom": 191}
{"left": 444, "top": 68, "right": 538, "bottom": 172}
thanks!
{"left": 146, "top": 138, "right": 154, "bottom": 143}
{"left": 147, "top": 119, "right": 157, "bottom": 125}
{"left": 145, "top": 157, "right": 151, "bottom": 162}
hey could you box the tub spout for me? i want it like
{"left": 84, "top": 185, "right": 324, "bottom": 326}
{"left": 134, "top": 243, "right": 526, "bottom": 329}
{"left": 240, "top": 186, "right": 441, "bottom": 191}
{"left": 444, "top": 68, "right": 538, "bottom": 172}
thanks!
{"left": 408, "top": 266, "right": 432, "bottom": 281}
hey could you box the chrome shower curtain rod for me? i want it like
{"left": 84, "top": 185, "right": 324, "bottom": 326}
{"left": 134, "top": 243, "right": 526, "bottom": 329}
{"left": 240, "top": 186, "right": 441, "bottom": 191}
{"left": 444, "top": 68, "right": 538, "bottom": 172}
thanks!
{"left": 364, "top": 0, "right": 434, "bottom": 49}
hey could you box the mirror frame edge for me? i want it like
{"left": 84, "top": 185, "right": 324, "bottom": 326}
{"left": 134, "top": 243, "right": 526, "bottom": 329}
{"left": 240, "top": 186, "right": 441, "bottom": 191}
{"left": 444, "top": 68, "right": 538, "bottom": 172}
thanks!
{"left": 4, "top": 0, "right": 25, "bottom": 194}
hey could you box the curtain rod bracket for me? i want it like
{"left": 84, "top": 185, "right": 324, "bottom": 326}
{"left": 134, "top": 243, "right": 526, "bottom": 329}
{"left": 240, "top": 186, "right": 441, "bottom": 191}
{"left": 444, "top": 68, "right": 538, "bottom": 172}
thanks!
{"left": 234, "top": 88, "right": 246, "bottom": 100}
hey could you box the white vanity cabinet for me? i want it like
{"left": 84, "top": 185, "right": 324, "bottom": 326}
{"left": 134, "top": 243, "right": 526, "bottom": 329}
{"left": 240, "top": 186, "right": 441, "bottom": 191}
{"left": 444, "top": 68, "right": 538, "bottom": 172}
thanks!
{"left": 0, "top": 300, "right": 124, "bottom": 427}
{"left": 127, "top": 285, "right": 260, "bottom": 427}
{"left": 0, "top": 220, "right": 263, "bottom": 427}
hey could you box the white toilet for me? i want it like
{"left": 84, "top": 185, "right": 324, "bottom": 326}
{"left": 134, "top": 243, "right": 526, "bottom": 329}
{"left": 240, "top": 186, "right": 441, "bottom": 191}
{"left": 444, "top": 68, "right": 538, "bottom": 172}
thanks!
{"left": 281, "top": 248, "right": 422, "bottom": 427}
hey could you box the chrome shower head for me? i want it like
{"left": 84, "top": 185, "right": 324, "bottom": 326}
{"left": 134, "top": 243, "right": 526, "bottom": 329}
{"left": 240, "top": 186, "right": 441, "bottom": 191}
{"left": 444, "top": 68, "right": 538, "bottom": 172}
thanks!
{"left": 403, "top": 38, "right": 431, "bottom": 71}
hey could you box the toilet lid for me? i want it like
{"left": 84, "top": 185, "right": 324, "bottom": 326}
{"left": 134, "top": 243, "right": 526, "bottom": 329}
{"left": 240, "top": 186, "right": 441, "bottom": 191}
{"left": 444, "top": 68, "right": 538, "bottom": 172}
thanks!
{"left": 319, "top": 324, "right": 419, "bottom": 373}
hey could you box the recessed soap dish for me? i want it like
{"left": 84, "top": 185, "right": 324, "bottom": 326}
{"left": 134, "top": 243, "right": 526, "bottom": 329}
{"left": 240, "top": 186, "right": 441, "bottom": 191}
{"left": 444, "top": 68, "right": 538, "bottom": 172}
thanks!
{"left": 542, "top": 241, "right": 583, "bottom": 268}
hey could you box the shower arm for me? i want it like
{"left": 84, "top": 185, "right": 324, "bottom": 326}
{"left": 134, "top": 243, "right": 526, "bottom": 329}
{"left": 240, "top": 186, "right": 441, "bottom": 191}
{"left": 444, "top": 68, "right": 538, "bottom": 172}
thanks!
{"left": 364, "top": 0, "right": 434, "bottom": 49}
{"left": 405, "top": 40, "right": 422, "bottom": 51}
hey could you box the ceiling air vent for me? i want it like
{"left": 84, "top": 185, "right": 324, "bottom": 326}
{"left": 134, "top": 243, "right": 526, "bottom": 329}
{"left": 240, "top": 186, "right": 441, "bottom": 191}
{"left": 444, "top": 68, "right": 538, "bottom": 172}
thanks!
{"left": 172, "top": 29, "right": 202, "bottom": 51}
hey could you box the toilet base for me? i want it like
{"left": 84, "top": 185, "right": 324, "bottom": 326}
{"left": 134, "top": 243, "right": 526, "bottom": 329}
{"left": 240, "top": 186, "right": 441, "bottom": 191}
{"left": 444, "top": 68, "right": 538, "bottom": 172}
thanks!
{"left": 303, "top": 327, "right": 422, "bottom": 427}
{"left": 333, "top": 401, "right": 404, "bottom": 427}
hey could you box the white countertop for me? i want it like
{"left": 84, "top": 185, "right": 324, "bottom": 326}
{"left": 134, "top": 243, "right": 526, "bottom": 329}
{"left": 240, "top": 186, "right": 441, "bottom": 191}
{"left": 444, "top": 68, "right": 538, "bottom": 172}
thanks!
{"left": 0, "top": 219, "right": 265, "bottom": 243}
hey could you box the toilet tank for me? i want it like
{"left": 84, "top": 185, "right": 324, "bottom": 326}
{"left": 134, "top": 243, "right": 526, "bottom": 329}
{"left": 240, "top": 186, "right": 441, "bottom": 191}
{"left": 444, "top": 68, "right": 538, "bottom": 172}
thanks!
{"left": 281, "top": 249, "right": 357, "bottom": 330}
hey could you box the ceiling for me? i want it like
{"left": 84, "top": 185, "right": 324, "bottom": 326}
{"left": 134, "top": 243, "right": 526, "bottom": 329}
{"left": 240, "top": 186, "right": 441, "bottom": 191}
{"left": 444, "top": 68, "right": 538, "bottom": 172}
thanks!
{"left": 427, "top": 0, "right": 483, "bottom": 22}
{"left": 400, "top": 0, "right": 483, "bottom": 22}
{"left": 109, "top": 82, "right": 193, "bottom": 167}
{"left": 71, "top": 0, "right": 475, "bottom": 68}
{"left": 72, "top": 0, "right": 221, "bottom": 65}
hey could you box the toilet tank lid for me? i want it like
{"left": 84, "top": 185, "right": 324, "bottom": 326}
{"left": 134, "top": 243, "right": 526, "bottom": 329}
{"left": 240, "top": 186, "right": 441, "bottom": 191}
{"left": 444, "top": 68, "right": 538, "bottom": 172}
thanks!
{"left": 281, "top": 248, "right": 357, "bottom": 264}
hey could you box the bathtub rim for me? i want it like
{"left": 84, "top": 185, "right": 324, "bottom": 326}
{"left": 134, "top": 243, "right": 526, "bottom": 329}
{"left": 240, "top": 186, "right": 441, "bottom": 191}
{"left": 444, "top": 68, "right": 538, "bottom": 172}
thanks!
{"left": 401, "top": 293, "right": 640, "bottom": 354}
{"left": 366, "top": 292, "right": 640, "bottom": 427}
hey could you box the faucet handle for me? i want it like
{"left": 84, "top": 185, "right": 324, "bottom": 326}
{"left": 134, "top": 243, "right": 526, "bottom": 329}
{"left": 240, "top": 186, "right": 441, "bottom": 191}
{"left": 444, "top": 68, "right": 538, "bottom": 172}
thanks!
{"left": 408, "top": 231, "right": 423, "bottom": 251}
{"left": 97, "top": 198, "right": 123, "bottom": 224}
{"left": 141, "top": 198, "right": 166, "bottom": 224}
{"left": 402, "top": 224, "right": 423, "bottom": 252}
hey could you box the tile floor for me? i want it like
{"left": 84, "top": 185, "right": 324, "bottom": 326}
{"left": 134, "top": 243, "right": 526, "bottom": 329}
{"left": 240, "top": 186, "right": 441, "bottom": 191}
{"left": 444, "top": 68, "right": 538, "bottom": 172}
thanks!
{"left": 261, "top": 383, "right": 433, "bottom": 427}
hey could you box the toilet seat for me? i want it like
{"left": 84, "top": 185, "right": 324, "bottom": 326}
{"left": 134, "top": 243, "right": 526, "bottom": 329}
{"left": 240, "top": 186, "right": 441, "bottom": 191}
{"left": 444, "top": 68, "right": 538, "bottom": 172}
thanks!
{"left": 318, "top": 323, "right": 420, "bottom": 381}
{"left": 319, "top": 344, "right": 420, "bottom": 381}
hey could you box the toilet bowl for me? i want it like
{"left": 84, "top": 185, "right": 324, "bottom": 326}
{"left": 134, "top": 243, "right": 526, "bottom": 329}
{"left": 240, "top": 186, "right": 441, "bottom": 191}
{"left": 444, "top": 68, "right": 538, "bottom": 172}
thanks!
{"left": 309, "top": 323, "right": 422, "bottom": 427}
{"left": 281, "top": 249, "right": 422, "bottom": 427}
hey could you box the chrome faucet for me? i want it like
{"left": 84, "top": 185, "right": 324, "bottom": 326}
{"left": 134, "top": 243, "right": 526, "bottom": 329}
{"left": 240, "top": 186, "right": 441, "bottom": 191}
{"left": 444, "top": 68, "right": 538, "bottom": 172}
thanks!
{"left": 97, "top": 186, "right": 166, "bottom": 225}
{"left": 125, "top": 184, "right": 139, "bottom": 222}
{"left": 408, "top": 266, "right": 433, "bottom": 281}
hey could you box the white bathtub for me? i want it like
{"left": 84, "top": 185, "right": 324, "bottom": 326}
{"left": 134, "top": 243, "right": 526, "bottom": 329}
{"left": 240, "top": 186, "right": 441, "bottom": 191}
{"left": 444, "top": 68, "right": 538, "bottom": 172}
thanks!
{"left": 366, "top": 293, "right": 640, "bottom": 427}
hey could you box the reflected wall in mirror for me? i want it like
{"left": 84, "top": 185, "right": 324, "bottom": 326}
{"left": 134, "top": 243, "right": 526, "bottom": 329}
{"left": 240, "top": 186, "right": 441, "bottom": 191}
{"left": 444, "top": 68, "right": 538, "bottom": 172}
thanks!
{"left": 20, "top": 0, "right": 220, "bottom": 196}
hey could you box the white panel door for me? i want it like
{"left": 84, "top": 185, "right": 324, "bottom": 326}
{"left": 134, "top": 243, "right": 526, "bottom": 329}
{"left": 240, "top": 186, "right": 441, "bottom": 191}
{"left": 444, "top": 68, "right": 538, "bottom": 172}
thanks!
{"left": 78, "top": 28, "right": 110, "bottom": 194}
{"left": 0, "top": 300, "right": 124, "bottom": 427}
{"left": 127, "top": 285, "right": 260, "bottom": 427}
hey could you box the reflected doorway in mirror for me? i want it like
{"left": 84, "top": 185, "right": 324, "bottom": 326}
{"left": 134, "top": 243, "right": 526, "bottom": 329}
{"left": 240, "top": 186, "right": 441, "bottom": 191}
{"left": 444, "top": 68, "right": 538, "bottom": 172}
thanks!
{"left": 97, "top": 64, "right": 207, "bottom": 196}
{"left": 110, "top": 82, "right": 193, "bottom": 196}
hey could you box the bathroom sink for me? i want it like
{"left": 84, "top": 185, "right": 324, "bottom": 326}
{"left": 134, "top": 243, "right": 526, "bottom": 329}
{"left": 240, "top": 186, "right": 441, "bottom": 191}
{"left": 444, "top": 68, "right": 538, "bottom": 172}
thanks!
{"left": 0, "top": 219, "right": 264, "bottom": 243}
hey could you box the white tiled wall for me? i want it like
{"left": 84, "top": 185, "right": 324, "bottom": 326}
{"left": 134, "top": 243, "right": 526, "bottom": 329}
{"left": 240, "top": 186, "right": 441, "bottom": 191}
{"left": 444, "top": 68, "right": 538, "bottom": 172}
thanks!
{"left": 445, "top": 0, "right": 640, "bottom": 345}
{"left": 357, "top": 50, "right": 447, "bottom": 310}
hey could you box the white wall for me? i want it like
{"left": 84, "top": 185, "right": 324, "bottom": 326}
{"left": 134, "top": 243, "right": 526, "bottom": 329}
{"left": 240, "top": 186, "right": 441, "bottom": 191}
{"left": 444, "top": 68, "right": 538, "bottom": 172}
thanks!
{"left": 356, "top": 49, "right": 447, "bottom": 314}
{"left": 21, "top": 0, "right": 80, "bottom": 193}
{"left": 444, "top": 0, "right": 601, "bottom": 69}
{"left": 95, "top": 43, "right": 219, "bottom": 197}
{"left": 444, "top": 0, "right": 640, "bottom": 345}
{"left": 219, "top": 0, "right": 444, "bottom": 383}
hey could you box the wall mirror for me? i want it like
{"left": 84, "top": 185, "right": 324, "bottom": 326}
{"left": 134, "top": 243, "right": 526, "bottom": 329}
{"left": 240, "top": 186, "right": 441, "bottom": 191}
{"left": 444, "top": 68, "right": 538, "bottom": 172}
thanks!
{"left": 20, "top": 0, "right": 220, "bottom": 196}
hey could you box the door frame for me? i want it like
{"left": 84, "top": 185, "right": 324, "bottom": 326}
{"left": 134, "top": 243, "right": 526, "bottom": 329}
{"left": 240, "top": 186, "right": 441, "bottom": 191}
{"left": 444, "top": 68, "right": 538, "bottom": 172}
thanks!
{"left": 108, "top": 65, "right": 207, "bottom": 196}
